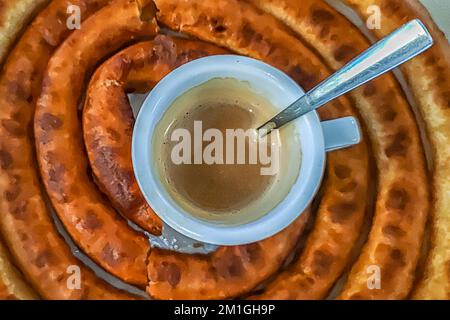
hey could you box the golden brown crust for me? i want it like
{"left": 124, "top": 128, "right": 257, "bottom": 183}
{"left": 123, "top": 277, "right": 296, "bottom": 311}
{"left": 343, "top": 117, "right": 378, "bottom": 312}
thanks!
{"left": 148, "top": 210, "right": 310, "bottom": 300}
{"left": 0, "top": 240, "right": 38, "bottom": 300}
{"left": 341, "top": 0, "right": 450, "bottom": 300}
{"left": 0, "top": 0, "right": 139, "bottom": 299}
{"left": 155, "top": 0, "right": 372, "bottom": 300}
{"left": 82, "top": 36, "right": 310, "bottom": 299}
{"left": 0, "top": 0, "right": 50, "bottom": 65}
{"left": 155, "top": 0, "right": 328, "bottom": 90}
{"left": 34, "top": 0, "right": 159, "bottom": 288}
{"left": 247, "top": 0, "right": 430, "bottom": 299}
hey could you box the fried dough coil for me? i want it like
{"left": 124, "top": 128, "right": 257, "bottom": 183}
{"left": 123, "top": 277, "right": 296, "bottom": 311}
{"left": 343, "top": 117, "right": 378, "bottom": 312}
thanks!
{"left": 341, "top": 0, "right": 450, "bottom": 300}
{"left": 154, "top": 0, "right": 371, "bottom": 299}
{"left": 0, "top": 0, "right": 139, "bottom": 299}
{"left": 247, "top": 0, "right": 430, "bottom": 299}
{"left": 148, "top": 211, "right": 310, "bottom": 300}
{"left": 0, "top": 0, "right": 49, "bottom": 300}
{"left": 82, "top": 35, "right": 311, "bottom": 299}
{"left": 83, "top": 37, "right": 227, "bottom": 234}
{"left": 0, "top": 0, "right": 50, "bottom": 65}
{"left": 0, "top": 240, "right": 37, "bottom": 299}
{"left": 34, "top": 0, "right": 159, "bottom": 287}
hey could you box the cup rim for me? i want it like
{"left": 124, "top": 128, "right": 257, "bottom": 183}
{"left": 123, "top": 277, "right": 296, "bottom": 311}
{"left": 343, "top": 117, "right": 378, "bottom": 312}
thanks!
{"left": 132, "top": 55, "right": 325, "bottom": 245}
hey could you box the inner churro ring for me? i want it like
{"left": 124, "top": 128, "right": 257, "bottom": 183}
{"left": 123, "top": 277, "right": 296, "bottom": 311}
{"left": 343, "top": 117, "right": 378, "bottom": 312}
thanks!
{"left": 83, "top": 36, "right": 311, "bottom": 299}
{"left": 0, "top": 0, "right": 448, "bottom": 299}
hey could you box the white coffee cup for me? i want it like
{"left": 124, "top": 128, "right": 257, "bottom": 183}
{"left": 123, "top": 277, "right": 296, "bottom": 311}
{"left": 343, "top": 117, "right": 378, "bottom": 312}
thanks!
{"left": 132, "top": 55, "right": 360, "bottom": 247}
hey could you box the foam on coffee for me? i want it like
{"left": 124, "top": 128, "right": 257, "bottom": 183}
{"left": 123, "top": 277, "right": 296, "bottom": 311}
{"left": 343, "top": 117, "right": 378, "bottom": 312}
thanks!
{"left": 153, "top": 78, "right": 301, "bottom": 225}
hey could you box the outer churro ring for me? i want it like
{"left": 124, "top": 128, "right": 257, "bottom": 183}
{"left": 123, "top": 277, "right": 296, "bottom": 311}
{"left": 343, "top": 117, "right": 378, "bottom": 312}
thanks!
{"left": 246, "top": 0, "right": 431, "bottom": 299}
{"left": 0, "top": 0, "right": 50, "bottom": 65}
{"left": 82, "top": 35, "right": 311, "bottom": 299}
{"left": 0, "top": 240, "right": 37, "bottom": 300}
{"left": 0, "top": 0, "right": 49, "bottom": 300}
{"left": 0, "top": 0, "right": 141, "bottom": 299}
{"left": 34, "top": 0, "right": 160, "bottom": 287}
{"left": 341, "top": 0, "right": 450, "bottom": 300}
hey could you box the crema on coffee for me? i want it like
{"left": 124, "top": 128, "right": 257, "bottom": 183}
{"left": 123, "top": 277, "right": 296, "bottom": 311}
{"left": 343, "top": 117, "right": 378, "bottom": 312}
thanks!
{"left": 153, "top": 78, "right": 301, "bottom": 225}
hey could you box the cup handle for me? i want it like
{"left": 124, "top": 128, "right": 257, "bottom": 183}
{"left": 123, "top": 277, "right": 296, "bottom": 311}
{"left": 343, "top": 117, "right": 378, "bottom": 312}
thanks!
{"left": 321, "top": 116, "right": 361, "bottom": 152}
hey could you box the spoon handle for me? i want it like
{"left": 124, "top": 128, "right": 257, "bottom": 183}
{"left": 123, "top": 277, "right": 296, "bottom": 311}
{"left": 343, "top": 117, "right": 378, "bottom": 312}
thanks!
{"left": 258, "top": 19, "right": 433, "bottom": 133}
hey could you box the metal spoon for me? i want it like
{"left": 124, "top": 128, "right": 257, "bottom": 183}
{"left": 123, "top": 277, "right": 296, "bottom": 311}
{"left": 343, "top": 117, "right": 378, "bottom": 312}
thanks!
{"left": 258, "top": 19, "right": 433, "bottom": 135}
